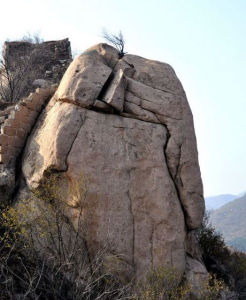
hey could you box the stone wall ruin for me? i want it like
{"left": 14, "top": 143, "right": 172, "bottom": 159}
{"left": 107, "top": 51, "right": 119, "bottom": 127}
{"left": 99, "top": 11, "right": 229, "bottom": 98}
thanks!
{"left": 0, "top": 38, "right": 71, "bottom": 103}
{"left": 0, "top": 86, "right": 57, "bottom": 166}
{"left": 0, "top": 38, "right": 71, "bottom": 165}
{"left": 3, "top": 38, "right": 72, "bottom": 83}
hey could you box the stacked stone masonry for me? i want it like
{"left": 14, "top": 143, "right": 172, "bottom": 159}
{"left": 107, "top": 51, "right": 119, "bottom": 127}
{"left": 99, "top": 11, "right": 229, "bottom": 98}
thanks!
{"left": 1, "top": 39, "right": 71, "bottom": 100}
{"left": 0, "top": 86, "right": 57, "bottom": 165}
{"left": 0, "top": 105, "right": 14, "bottom": 126}
{"left": 3, "top": 38, "right": 72, "bottom": 80}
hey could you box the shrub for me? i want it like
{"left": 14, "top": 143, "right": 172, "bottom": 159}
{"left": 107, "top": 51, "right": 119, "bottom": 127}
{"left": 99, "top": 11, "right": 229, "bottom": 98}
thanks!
{"left": 102, "top": 30, "right": 126, "bottom": 58}
{"left": 2, "top": 174, "right": 244, "bottom": 299}
{"left": 0, "top": 172, "right": 131, "bottom": 299}
{"left": 199, "top": 273, "right": 229, "bottom": 300}
{"left": 196, "top": 212, "right": 229, "bottom": 262}
{"left": 133, "top": 266, "right": 190, "bottom": 300}
{"left": 197, "top": 211, "right": 246, "bottom": 298}
{"left": 133, "top": 266, "right": 230, "bottom": 300}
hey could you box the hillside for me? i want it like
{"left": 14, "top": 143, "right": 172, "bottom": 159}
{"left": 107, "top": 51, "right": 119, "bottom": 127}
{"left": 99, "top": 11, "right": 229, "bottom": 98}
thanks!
{"left": 205, "top": 194, "right": 237, "bottom": 210}
{"left": 210, "top": 193, "right": 246, "bottom": 251}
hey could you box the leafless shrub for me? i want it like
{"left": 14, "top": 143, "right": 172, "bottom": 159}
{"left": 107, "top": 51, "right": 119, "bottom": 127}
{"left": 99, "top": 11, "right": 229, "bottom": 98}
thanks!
{"left": 21, "top": 32, "right": 44, "bottom": 44}
{"left": 133, "top": 266, "right": 190, "bottom": 300}
{"left": 0, "top": 33, "right": 44, "bottom": 103}
{"left": 102, "top": 30, "right": 126, "bottom": 58}
{"left": 0, "top": 56, "right": 32, "bottom": 103}
{"left": 0, "top": 173, "right": 131, "bottom": 299}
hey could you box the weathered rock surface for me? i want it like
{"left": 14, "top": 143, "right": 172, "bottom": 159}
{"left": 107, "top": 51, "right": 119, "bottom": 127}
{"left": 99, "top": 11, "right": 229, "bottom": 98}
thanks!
{"left": 16, "top": 43, "right": 205, "bottom": 281}
{"left": 57, "top": 49, "right": 112, "bottom": 108}
{"left": 184, "top": 256, "right": 208, "bottom": 298}
{"left": 101, "top": 69, "right": 126, "bottom": 112}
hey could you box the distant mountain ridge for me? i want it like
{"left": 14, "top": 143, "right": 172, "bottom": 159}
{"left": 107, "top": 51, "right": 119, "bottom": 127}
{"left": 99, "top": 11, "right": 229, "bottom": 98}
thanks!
{"left": 210, "top": 193, "right": 246, "bottom": 252}
{"left": 205, "top": 194, "right": 237, "bottom": 210}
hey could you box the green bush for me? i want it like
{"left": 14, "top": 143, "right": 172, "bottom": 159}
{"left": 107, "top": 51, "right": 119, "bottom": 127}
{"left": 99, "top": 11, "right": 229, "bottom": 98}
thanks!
{"left": 196, "top": 212, "right": 230, "bottom": 262}
{"left": 197, "top": 212, "right": 246, "bottom": 299}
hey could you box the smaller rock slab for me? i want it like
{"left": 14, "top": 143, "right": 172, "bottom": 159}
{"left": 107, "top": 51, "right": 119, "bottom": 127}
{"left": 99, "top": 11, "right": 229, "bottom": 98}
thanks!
{"left": 102, "top": 69, "right": 126, "bottom": 112}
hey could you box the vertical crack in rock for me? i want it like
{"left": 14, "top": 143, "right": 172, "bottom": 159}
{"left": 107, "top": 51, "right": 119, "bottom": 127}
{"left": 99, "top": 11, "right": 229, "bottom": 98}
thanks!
{"left": 150, "top": 223, "right": 154, "bottom": 266}
{"left": 101, "top": 69, "right": 126, "bottom": 112}
{"left": 97, "top": 56, "right": 131, "bottom": 112}
{"left": 174, "top": 144, "right": 183, "bottom": 181}
{"left": 64, "top": 110, "right": 86, "bottom": 171}
{"left": 127, "top": 189, "right": 135, "bottom": 267}
{"left": 160, "top": 120, "right": 187, "bottom": 224}
{"left": 97, "top": 71, "right": 115, "bottom": 102}
{"left": 170, "top": 246, "right": 174, "bottom": 266}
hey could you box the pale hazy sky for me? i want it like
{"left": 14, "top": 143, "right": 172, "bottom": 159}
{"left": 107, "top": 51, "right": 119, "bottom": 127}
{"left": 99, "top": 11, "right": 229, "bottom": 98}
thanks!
{"left": 1, "top": 0, "right": 245, "bottom": 197}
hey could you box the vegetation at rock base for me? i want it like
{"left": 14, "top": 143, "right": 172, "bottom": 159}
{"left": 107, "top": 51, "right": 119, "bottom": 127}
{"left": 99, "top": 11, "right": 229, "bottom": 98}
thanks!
{"left": 133, "top": 267, "right": 191, "bottom": 300}
{"left": 133, "top": 267, "right": 230, "bottom": 300}
{"left": 0, "top": 173, "right": 131, "bottom": 299}
{"left": 197, "top": 212, "right": 246, "bottom": 299}
{"left": 0, "top": 173, "right": 236, "bottom": 299}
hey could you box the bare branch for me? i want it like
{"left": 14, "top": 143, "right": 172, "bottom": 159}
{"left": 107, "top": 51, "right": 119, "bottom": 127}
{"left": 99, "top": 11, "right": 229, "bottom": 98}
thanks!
{"left": 102, "top": 30, "right": 126, "bottom": 58}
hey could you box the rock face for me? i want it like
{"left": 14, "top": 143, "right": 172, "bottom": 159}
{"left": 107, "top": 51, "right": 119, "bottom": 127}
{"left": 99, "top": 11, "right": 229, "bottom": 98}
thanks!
{"left": 17, "top": 43, "right": 205, "bottom": 281}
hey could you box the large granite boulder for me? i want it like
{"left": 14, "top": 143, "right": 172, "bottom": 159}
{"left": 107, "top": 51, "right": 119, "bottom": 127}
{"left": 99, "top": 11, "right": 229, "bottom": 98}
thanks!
{"left": 18, "top": 43, "right": 205, "bottom": 281}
